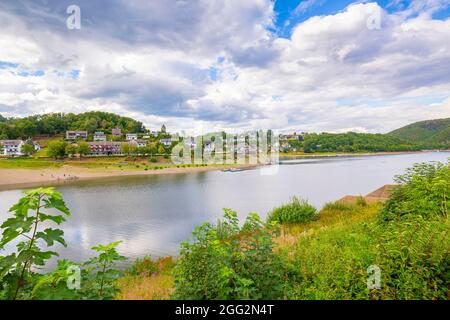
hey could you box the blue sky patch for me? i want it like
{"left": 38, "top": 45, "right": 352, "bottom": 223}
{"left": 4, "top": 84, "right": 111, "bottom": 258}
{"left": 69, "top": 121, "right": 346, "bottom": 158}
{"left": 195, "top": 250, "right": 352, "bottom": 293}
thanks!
{"left": 272, "top": 0, "right": 450, "bottom": 37}
{"left": 70, "top": 69, "right": 81, "bottom": 79}
{"left": 0, "top": 60, "right": 18, "bottom": 69}
{"left": 18, "top": 70, "right": 45, "bottom": 77}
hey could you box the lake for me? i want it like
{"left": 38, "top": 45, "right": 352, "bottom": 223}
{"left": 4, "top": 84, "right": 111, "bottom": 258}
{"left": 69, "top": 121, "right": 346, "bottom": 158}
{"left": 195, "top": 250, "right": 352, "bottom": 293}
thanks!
{"left": 0, "top": 152, "right": 449, "bottom": 266}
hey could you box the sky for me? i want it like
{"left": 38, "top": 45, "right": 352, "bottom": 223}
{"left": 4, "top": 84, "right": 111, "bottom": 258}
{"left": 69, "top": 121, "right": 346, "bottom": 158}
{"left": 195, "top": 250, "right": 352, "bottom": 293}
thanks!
{"left": 0, "top": 0, "right": 449, "bottom": 134}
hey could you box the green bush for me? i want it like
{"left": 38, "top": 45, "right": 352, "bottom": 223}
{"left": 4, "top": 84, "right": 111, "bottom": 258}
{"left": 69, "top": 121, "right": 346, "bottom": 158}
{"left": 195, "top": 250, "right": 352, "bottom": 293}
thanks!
{"left": 356, "top": 196, "right": 368, "bottom": 207}
{"left": 281, "top": 161, "right": 450, "bottom": 299}
{"left": 267, "top": 197, "right": 318, "bottom": 224}
{"left": 380, "top": 161, "right": 449, "bottom": 222}
{"left": 173, "top": 209, "right": 286, "bottom": 299}
{"left": 149, "top": 157, "right": 158, "bottom": 163}
{"left": 368, "top": 214, "right": 449, "bottom": 299}
{"left": 281, "top": 211, "right": 449, "bottom": 300}
{"left": 127, "top": 255, "right": 159, "bottom": 277}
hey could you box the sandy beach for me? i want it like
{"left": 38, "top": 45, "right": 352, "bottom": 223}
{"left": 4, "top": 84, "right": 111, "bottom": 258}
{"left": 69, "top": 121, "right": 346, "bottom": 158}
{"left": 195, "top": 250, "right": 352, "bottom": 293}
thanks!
{"left": 0, "top": 164, "right": 260, "bottom": 190}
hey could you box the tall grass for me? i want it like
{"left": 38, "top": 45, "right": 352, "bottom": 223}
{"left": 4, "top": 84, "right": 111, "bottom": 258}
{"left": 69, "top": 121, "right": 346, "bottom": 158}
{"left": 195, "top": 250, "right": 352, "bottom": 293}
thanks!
{"left": 267, "top": 196, "right": 318, "bottom": 224}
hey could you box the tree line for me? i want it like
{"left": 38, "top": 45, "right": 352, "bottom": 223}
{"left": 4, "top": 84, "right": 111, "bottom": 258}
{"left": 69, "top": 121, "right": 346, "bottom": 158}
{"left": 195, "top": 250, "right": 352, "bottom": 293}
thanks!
{"left": 284, "top": 132, "right": 424, "bottom": 153}
{"left": 0, "top": 112, "right": 146, "bottom": 139}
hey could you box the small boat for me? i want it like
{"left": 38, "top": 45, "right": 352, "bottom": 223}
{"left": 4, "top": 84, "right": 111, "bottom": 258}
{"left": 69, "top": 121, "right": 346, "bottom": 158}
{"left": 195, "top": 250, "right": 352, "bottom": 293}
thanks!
{"left": 221, "top": 167, "right": 244, "bottom": 172}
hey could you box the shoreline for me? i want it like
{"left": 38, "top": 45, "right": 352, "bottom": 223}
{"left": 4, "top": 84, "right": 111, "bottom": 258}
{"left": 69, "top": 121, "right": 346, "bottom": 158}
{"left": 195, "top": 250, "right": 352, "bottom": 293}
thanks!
{"left": 279, "top": 150, "right": 448, "bottom": 159}
{"left": 0, "top": 150, "right": 448, "bottom": 190}
{"left": 0, "top": 164, "right": 260, "bottom": 191}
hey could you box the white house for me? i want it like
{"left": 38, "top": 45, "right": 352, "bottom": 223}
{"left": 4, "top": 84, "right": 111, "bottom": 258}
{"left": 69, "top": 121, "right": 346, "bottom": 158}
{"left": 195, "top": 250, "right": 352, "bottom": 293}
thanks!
{"left": 66, "top": 131, "right": 88, "bottom": 140}
{"left": 93, "top": 131, "right": 107, "bottom": 141}
{"left": 160, "top": 138, "right": 172, "bottom": 147}
{"left": 0, "top": 140, "right": 24, "bottom": 156}
{"left": 132, "top": 139, "right": 148, "bottom": 148}
{"left": 1, "top": 140, "right": 41, "bottom": 156}
{"left": 126, "top": 133, "right": 138, "bottom": 141}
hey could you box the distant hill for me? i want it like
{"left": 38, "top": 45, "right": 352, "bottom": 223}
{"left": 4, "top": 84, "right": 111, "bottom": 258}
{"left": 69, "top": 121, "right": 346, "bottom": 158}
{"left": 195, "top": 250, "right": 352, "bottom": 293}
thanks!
{"left": 389, "top": 118, "right": 450, "bottom": 147}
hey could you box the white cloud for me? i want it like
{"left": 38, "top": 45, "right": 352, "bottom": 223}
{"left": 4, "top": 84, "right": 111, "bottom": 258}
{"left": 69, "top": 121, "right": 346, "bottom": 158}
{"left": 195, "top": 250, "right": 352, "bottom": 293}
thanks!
{"left": 0, "top": 1, "right": 449, "bottom": 134}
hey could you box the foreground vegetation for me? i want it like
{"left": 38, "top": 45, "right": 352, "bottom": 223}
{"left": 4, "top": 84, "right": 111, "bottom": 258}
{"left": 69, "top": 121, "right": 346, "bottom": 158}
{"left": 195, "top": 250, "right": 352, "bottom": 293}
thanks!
{"left": 1, "top": 160, "right": 449, "bottom": 300}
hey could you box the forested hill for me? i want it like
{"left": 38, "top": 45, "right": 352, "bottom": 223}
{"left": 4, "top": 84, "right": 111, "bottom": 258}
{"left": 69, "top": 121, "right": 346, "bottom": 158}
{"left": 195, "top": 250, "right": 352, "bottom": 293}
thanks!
{"left": 388, "top": 118, "right": 450, "bottom": 147}
{"left": 299, "top": 132, "right": 418, "bottom": 153}
{"left": 0, "top": 112, "right": 146, "bottom": 139}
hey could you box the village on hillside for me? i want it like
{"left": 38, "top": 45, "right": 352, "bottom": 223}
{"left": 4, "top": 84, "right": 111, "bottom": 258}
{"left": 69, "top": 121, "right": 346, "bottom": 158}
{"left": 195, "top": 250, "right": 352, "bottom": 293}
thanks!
{"left": 0, "top": 125, "right": 176, "bottom": 157}
{"left": 0, "top": 124, "right": 305, "bottom": 158}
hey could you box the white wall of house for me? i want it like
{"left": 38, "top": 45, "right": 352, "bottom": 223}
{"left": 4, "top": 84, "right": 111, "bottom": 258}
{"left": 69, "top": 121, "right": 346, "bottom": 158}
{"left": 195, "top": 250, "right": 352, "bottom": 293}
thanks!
{"left": 0, "top": 140, "right": 25, "bottom": 156}
{"left": 126, "top": 133, "right": 138, "bottom": 141}
{"left": 94, "top": 135, "right": 107, "bottom": 141}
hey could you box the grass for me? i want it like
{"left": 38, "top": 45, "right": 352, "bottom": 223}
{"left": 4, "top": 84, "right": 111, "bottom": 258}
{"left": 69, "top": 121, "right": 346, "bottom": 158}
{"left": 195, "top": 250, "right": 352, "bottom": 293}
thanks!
{"left": 114, "top": 202, "right": 383, "bottom": 300}
{"left": 0, "top": 158, "right": 63, "bottom": 169}
{"left": 274, "top": 203, "right": 383, "bottom": 299}
{"left": 116, "top": 257, "right": 175, "bottom": 300}
{"left": 275, "top": 202, "right": 381, "bottom": 248}
{"left": 0, "top": 155, "right": 217, "bottom": 171}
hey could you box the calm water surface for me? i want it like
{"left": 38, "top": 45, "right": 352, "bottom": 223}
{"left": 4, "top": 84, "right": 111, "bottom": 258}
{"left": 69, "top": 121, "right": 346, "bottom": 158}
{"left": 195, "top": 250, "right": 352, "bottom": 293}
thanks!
{"left": 0, "top": 152, "right": 449, "bottom": 266}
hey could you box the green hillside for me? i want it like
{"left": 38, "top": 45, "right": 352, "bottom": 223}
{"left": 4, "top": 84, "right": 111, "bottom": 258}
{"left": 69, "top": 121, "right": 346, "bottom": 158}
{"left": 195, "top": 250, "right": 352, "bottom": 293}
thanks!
{"left": 389, "top": 118, "right": 450, "bottom": 147}
{"left": 0, "top": 111, "right": 146, "bottom": 139}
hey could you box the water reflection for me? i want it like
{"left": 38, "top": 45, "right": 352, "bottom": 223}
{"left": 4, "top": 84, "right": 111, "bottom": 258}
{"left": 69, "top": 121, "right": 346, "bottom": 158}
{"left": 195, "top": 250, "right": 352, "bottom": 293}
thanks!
{"left": 0, "top": 152, "right": 448, "bottom": 267}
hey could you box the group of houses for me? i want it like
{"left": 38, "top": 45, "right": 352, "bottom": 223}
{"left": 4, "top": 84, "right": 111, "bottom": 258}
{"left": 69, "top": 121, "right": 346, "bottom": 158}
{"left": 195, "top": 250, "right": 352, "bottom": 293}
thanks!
{"left": 0, "top": 139, "right": 41, "bottom": 156}
{"left": 65, "top": 128, "right": 172, "bottom": 156}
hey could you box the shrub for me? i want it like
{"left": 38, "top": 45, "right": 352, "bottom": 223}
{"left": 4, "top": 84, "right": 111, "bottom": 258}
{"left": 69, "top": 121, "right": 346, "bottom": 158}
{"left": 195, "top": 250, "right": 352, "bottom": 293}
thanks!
{"left": 368, "top": 214, "right": 449, "bottom": 299}
{"left": 149, "top": 157, "right": 158, "bottom": 163}
{"left": 379, "top": 161, "right": 450, "bottom": 222}
{"left": 127, "top": 256, "right": 175, "bottom": 277}
{"left": 173, "top": 209, "right": 285, "bottom": 299}
{"left": 267, "top": 197, "right": 318, "bottom": 224}
{"left": 356, "top": 196, "right": 368, "bottom": 207}
{"left": 128, "top": 255, "right": 159, "bottom": 277}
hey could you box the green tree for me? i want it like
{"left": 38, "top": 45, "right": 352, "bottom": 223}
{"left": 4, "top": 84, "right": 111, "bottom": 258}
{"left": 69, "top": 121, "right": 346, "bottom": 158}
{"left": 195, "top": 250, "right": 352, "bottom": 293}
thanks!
{"left": 77, "top": 141, "right": 90, "bottom": 158}
{"left": 65, "top": 144, "right": 78, "bottom": 158}
{"left": 148, "top": 142, "right": 158, "bottom": 157}
{"left": 47, "top": 141, "right": 67, "bottom": 159}
{"left": 120, "top": 143, "right": 132, "bottom": 156}
{"left": 21, "top": 143, "right": 35, "bottom": 156}
{"left": 137, "top": 146, "right": 149, "bottom": 156}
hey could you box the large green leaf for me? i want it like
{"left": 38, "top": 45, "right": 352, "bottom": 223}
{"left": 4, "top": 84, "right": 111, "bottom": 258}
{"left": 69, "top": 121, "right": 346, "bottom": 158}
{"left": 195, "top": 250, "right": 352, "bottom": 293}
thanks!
{"left": 36, "top": 228, "right": 67, "bottom": 247}
{"left": 38, "top": 213, "right": 66, "bottom": 225}
{"left": 43, "top": 193, "right": 70, "bottom": 216}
